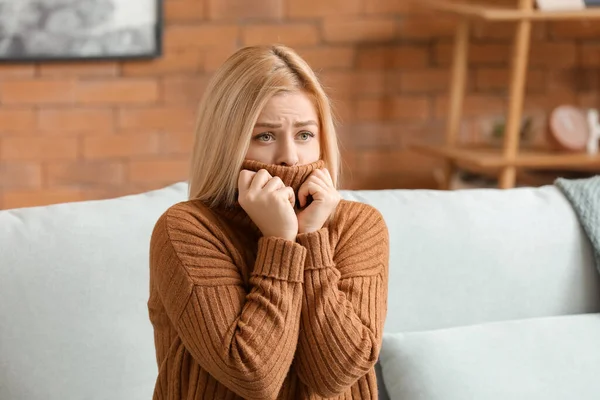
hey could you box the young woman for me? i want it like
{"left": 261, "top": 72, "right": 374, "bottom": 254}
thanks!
{"left": 148, "top": 45, "right": 389, "bottom": 400}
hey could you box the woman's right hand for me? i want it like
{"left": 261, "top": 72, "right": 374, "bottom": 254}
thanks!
{"left": 238, "top": 169, "right": 298, "bottom": 242}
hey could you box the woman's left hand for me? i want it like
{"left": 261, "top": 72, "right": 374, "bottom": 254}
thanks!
{"left": 296, "top": 168, "right": 341, "bottom": 234}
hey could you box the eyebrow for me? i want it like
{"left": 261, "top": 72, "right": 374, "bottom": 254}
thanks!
{"left": 254, "top": 120, "right": 319, "bottom": 129}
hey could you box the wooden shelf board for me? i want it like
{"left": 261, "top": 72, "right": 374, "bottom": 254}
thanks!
{"left": 413, "top": 143, "right": 600, "bottom": 171}
{"left": 420, "top": 0, "right": 600, "bottom": 21}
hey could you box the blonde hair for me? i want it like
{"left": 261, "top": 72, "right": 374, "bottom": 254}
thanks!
{"left": 188, "top": 45, "right": 340, "bottom": 207}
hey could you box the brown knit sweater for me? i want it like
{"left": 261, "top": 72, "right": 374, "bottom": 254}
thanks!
{"left": 148, "top": 160, "right": 389, "bottom": 400}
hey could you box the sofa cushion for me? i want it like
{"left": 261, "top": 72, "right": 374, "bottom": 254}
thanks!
{"left": 380, "top": 313, "right": 600, "bottom": 400}
{"left": 341, "top": 187, "right": 600, "bottom": 333}
{"left": 0, "top": 183, "right": 188, "bottom": 400}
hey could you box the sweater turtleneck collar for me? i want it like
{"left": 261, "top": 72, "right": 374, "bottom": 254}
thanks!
{"left": 239, "top": 159, "right": 325, "bottom": 194}
{"left": 211, "top": 159, "right": 326, "bottom": 236}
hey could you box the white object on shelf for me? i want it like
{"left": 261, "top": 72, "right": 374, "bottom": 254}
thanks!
{"left": 586, "top": 109, "right": 600, "bottom": 155}
{"left": 536, "top": 0, "right": 586, "bottom": 10}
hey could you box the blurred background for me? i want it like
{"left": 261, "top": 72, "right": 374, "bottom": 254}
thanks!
{"left": 0, "top": 0, "right": 599, "bottom": 209}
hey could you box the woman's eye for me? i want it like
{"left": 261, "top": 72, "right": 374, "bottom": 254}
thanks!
{"left": 298, "top": 131, "right": 314, "bottom": 141}
{"left": 256, "top": 133, "right": 273, "bottom": 142}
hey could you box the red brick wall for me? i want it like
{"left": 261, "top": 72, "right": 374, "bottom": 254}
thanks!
{"left": 0, "top": 0, "right": 599, "bottom": 209}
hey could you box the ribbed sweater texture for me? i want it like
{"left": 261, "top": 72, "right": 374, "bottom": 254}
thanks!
{"left": 148, "top": 160, "right": 389, "bottom": 399}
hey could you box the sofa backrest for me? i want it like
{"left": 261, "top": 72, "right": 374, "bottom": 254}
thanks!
{"left": 0, "top": 183, "right": 188, "bottom": 400}
{"left": 341, "top": 185, "right": 600, "bottom": 334}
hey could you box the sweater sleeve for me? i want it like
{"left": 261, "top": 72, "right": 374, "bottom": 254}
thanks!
{"left": 294, "top": 204, "right": 389, "bottom": 397}
{"left": 149, "top": 206, "right": 306, "bottom": 400}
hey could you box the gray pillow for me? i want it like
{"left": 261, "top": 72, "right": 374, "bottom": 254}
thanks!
{"left": 380, "top": 313, "right": 600, "bottom": 400}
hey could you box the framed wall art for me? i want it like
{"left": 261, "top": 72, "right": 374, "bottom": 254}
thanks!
{"left": 0, "top": 0, "right": 162, "bottom": 62}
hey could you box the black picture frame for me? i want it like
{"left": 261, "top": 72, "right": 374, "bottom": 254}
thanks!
{"left": 0, "top": 0, "right": 163, "bottom": 63}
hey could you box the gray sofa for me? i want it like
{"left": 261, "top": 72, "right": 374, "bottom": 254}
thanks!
{"left": 1, "top": 183, "right": 599, "bottom": 399}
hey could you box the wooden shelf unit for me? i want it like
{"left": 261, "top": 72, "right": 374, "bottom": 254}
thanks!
{"left": 412, "top": 0, "right": 600, "bottom": 189}
{"left": 414, "top": 143, "right": 600, "bottom": 170}
{"left": 421, "top": 0, "right": 600, "bottom": 20}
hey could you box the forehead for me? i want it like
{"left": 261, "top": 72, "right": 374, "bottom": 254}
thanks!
{"left": 258, "top": 91, "right": 318, "bottom": 120}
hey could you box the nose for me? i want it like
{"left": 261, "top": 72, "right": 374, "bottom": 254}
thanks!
{"left": 275, "top": 138, "right": 299, "bottom": 166}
